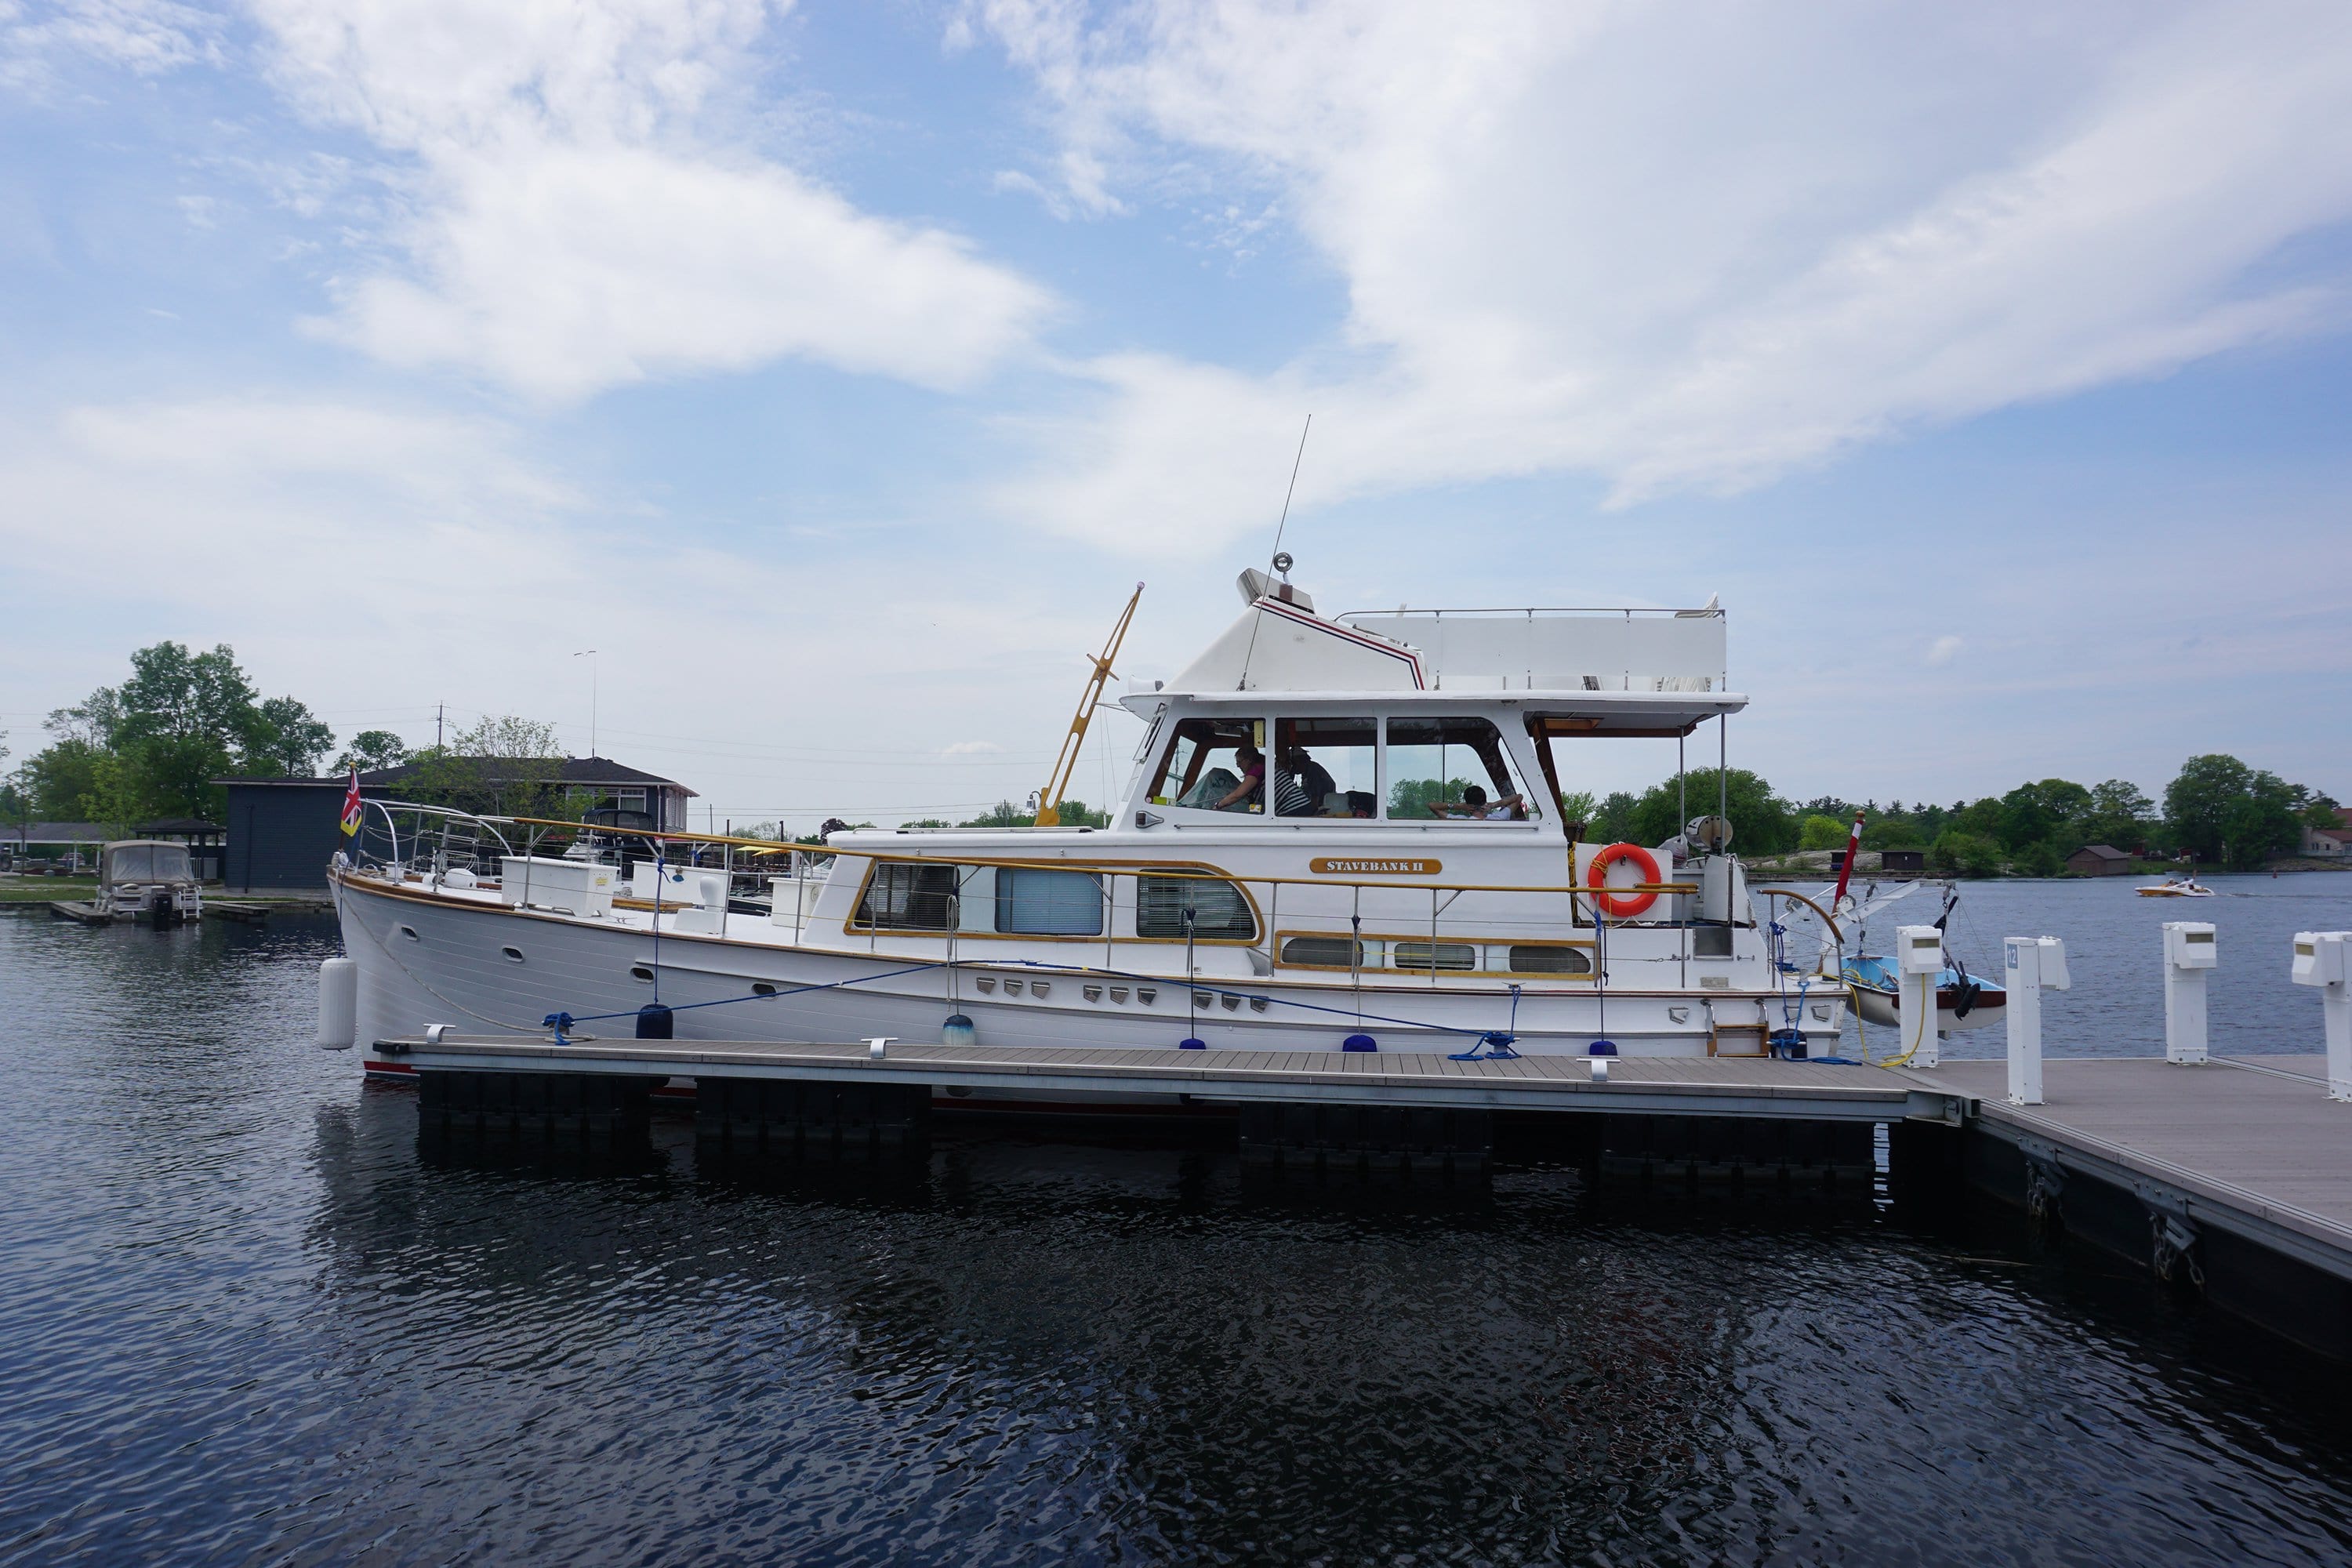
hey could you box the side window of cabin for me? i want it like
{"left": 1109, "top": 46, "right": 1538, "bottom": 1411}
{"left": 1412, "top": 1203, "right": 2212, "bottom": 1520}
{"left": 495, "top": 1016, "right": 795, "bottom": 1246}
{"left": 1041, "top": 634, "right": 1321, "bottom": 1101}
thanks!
{"left": 1272, "top": 717, "right": 1378, "bottom": 818}
{"left": 994, "top": 868, "right": 1105, "bottom": 935}
{"left": 1134, "top": 874, "right": 1257, "bottom": 940}
{"left": 1149, "top": 717, "right": 1266, "bottom": 812}
{"left": 855, "top": 863, "right": 960, "bottom": 929}
{"left": 1384, "top": 717, "right": 1536, "bottom": 821}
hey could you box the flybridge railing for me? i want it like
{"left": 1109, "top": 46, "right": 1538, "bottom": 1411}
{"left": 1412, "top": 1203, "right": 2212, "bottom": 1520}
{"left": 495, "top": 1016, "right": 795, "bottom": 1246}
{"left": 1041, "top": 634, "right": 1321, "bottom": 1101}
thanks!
{"left": 1338, "top": 604, "right": 1729, "bottom": 694}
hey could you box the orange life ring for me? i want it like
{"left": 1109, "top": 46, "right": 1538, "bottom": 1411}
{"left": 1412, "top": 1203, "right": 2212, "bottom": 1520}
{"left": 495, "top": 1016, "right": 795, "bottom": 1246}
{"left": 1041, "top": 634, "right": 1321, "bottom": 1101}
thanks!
{"left": 1586, "top": 842, "right": 1661, "bottom": 919}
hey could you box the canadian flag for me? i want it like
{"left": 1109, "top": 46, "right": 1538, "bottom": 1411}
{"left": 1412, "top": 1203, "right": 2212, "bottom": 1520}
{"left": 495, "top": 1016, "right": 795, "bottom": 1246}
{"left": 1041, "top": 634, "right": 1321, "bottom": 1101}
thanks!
{"left": 339, "top": 767, "right": 363, "bottom": 837}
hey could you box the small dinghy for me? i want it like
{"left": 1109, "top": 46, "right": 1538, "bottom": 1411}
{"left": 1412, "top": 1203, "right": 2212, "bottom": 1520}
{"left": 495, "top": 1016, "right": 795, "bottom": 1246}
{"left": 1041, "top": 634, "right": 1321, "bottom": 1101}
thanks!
{"left": 1841, "top": 952, "right": 2005, "bottom": 1034}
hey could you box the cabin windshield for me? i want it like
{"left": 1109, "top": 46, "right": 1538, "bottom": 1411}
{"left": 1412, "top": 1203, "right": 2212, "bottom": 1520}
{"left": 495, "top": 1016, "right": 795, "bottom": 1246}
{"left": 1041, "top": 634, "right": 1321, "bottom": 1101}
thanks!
{"left": 1273, "top": 717, "right": 1377, "bottom": 818}
{"left": 1149, "top": 717, "right": 1266, "bottom": 812}
{"left": 1385, "top": 717, "right": 1535, "bottom": 821}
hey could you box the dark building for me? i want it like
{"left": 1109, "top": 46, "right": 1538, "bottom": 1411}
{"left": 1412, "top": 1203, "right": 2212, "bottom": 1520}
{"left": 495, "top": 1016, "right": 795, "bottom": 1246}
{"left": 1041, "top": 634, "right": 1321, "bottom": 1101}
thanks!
{"left": 216, "top": 757, "right": 695, "bottom": 894}
{"left": 217, "top": 779, "right": 354, "bottom": 895}
{"left": 2067, "top": 844, "right": 2135, "bottom": 877}
{"left": 356, "top": 756, "right": 696, "bottom": 830}
{"left": 1879, "top": 849, "right": 1926, "bottom": 873}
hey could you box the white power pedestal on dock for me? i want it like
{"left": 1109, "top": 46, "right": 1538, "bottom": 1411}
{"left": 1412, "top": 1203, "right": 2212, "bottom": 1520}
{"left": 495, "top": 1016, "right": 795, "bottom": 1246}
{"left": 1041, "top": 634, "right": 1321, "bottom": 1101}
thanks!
{"left": 2003, "top": 936, "right": 2069, "bottom": 1105}
{"left": 2161, "top": 921, "right": 2216, "bottom": 1065}
{"left": 2292, "top": 931, "right": 2352, "bottom": 1102}
{"left": 1896, "top": 924, "right": 1944, "bottom": 1069}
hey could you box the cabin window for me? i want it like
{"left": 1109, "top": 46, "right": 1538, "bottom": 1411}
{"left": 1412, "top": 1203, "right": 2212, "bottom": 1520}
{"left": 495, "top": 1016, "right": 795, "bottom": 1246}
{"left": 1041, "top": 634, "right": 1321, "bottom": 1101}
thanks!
{"left": 1506, "top": 944, "right": 1592, "bottom": 975}
{"left": 1393, "top": 940, "right": 1477, "bottom": 971}
{"left": 1135, "top": 874, "right": 1256, "bottom": 941}
{"left": 1149, "top": 717, "right": 1268, "bottom": 812}
{"left": 1272, "top": 717, "right": 1378, "bottom": 818}
{"left": 855, "top": 863, "right": 960, "bottom": 930}
{"left": 995, "top": 868, "right": 1105, "bottom": 935}
{"left": 1384, "top": 717, "right": 1535, "bottom": 821}
{"left": 1281, "top": 935, "right": 1364, "bottom": 968}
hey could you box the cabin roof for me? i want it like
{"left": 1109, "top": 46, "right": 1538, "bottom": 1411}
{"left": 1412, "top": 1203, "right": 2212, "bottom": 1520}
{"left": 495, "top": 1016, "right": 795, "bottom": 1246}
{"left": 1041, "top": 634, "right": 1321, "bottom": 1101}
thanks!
{"left": 1123, "top": 684, "right": 1747, "bottom": 735}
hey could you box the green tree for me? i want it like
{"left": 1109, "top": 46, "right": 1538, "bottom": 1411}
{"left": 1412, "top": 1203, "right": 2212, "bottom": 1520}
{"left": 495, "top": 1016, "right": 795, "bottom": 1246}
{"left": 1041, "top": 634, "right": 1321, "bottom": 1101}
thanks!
{"left": 1387, "top": 776, "right": 1477, "bottom": 819}
{"left": 1588, "top": 790, "right": 1639, "bottom": 844}
{"left": 1996, "top": 779, "right": 2091, "bottom": 852}
{"left": 1628, "top": 768, "right": 1796, "bottom": 854}
{"left": 335, "top": 730, "right": 411, "bottom": 772}
{"left": 79, "top": 751, "right": 151, "bottom": 837}
{"left": 1555, "top": 789, "right": 1597, "bottom": 834}
{"left": 1930, "top": 829, "right": 2004, "bottom": 877}
{"left": 107, "top": 641, "right": 270, "bottom": 818}
{"left": 2165, "top": 754, "right": 2253, "bottom": 865}
{"left": 2220, "top": 769, "right": 2303, "bottom": 869}
{"left": 399, "top": 714, "right": 566, "bottom": 818}
{"left": 1798, "top": 813, "right": 1849, "bottom": 851}
{"left": 17, "top": 739, "right": 103, "bottom": 819}
{"left": 2083, "top": 779, "right": 2157, "bottom": 851}
{"left": 252, "top": 696, "right": 336, "bottom": 776}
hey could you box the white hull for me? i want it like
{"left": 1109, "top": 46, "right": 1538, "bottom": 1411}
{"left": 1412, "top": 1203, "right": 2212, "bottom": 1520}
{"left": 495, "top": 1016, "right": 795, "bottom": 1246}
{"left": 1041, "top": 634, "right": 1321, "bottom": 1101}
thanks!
{"left": 336, "top": 873, "right": 1845, "bottom": 1106}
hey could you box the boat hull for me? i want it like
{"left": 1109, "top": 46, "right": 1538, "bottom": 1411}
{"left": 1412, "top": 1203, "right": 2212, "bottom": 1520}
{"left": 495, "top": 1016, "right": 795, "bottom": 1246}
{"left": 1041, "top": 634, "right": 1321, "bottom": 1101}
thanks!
{"left": 334, "top": 873, "right": 1846, "bottom": 1104}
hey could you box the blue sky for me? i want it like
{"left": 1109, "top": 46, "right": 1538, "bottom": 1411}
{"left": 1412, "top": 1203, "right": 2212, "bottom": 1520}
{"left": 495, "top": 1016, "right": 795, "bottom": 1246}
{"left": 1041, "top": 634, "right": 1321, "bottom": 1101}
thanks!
{"left": 3, "top": 0, "right": 2348, "bottom": 831}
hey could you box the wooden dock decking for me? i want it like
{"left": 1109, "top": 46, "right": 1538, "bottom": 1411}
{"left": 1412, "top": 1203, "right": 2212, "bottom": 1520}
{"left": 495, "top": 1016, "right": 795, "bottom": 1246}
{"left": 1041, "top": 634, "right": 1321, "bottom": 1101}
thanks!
{"left": 1908, "top": 1055, "right": 2352, "bottom": 1286}
{"left": 389, "top": 1034, "right": 1961, "bottom": 1124}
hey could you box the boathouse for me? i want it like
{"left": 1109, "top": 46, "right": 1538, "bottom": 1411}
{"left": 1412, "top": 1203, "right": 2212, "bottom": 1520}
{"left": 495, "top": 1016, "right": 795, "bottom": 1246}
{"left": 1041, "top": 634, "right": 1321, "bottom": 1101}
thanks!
{"left": 2066, "top": 844, "right": 2135, "bottom": 877}
{"left": 216, "top": 757, "right": 696, "bottom": 894}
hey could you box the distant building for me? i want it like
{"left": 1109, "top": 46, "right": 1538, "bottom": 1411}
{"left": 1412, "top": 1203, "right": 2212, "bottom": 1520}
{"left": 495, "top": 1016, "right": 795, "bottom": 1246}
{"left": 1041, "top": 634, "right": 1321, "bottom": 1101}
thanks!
{"left": 3, "top": 822, "right": 110, "bottom": 871}
{"left": 355, "top": 755, "right": 696, "bottom": 830}
{"left": 215, "top": 756, "right": 695, "bottom": 894}
{"left": 2303, "top": 808, "right": 2350, "bottom": 857}
{"left": 2067, "top": 844, "right": 2135, "bottom": 877}
{"left": 1879, "top": 849, "right": 1925, "bottom": 873}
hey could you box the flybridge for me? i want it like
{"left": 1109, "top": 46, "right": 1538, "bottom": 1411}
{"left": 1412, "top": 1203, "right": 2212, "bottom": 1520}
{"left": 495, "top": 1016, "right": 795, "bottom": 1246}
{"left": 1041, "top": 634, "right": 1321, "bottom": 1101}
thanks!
{"left": 1144, "top": 569, "right": 1731, "bottom": 710}
{"left": 1342, "top": 602, "right": 1726, "bottom": 695}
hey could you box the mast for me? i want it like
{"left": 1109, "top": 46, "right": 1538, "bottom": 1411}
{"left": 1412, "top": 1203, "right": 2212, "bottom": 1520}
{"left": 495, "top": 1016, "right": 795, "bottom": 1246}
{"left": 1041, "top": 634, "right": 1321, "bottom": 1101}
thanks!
{"left": 1033, "top": 583, "right": 1144, "bottom": 828}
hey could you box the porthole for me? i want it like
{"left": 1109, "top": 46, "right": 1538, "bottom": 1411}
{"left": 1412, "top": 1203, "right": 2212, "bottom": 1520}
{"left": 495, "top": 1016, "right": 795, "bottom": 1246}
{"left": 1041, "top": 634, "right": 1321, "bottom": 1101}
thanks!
{"left": 501, "top": 946, "right": 524, "bottom": 964}
{"left": 399, "top": 925, "right": 419, "bottom": 942}
{"left": 630, "top": 965, "right": 655, "bottom": 983}
{"left": 752, "top": 982, "right": 777, "bottom": 996}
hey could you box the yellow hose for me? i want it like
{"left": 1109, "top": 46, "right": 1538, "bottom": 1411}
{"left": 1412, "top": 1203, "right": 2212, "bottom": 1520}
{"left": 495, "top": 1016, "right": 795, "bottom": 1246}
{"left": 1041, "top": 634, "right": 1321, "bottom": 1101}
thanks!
{"left": 1878, "top": 978, "right": 1933, "bottom": 1069}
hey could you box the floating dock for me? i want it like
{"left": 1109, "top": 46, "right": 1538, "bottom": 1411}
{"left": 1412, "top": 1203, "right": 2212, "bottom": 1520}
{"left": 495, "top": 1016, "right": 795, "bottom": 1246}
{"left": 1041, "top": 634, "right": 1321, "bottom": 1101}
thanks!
{"left": 383, "top": 1033, "right": 2352, "bottom": 1357}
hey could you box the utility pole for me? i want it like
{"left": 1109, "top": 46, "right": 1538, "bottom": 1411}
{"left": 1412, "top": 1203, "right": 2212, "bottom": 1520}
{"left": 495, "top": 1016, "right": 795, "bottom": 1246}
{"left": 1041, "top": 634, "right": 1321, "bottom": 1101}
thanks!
{"left": 436, "top": 702, "right": 445, "bottom": 750}
{"left": 574, "top": 649, "right": 598, "bottom": 759}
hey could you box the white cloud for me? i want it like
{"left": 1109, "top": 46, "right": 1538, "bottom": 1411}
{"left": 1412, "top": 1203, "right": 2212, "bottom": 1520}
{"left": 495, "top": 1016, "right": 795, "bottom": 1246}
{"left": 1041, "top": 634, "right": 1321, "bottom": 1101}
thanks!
{"left": 975, "top": 0, "right": 2352, "bottom": 546}
{"left": 1926, "top": 635, "right": 1963, "bottom": 666}
{"left": 248, "top": 0, "right": 1052, "bottom": 399}
{"left": 1, "top": 0, "right": 220, "bottom": 87}
{"left": 942, "top": 739, "right": 1005, "bottom": 755}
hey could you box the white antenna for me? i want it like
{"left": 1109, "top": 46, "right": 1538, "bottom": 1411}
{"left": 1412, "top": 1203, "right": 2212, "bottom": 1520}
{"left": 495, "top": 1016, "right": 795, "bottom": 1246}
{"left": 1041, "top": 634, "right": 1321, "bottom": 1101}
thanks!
{"left": 1239, "top": 415, "right": 1313, "bottom": 690}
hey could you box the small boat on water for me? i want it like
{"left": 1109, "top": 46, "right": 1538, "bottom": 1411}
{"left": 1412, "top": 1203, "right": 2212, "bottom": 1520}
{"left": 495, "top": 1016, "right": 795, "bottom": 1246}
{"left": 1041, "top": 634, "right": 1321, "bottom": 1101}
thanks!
{"left": 2138, "top": 874, "right": 2215, "bottom": 898}
{"left": 49, "top": 840, "right": 204, "bottom": 926}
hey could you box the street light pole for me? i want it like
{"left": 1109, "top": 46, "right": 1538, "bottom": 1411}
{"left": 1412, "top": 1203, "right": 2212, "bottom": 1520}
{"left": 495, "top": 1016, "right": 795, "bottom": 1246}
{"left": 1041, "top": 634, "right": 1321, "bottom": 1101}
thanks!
{"left": 573, "top": 649, "right": 598, "bottom": 758}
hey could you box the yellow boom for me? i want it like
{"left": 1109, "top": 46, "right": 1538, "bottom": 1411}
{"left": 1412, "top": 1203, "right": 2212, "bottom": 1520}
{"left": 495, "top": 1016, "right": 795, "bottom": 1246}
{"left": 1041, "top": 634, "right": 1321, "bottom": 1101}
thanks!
{"left": 1034, "top": 583, "right": 1144, "bottom": 828}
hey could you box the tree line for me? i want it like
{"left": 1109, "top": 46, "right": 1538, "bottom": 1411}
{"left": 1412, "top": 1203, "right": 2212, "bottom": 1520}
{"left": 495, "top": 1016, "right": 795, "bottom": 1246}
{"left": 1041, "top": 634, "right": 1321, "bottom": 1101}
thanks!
{"left": 1568, "top": 754, "right": 2337, "bottom": 874}
{"left": 1, "top": 640, "right": 517, "bottom": 833}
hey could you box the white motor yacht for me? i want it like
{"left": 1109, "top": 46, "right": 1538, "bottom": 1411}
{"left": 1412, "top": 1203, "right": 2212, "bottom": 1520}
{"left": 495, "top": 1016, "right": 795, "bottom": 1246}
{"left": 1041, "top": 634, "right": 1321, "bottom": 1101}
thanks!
{"left": 333, "top": 569, "right": 1849, "bottom": 1105}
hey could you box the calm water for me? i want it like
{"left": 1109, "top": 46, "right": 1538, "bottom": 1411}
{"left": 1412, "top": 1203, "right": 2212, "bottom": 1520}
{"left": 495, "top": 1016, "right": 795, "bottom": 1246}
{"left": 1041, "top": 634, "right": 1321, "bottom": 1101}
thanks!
{"left": 5, "top": 882, "right": 2352, "bottom": 1565}
{"left": 1816, "top": 872, "right": 2352, "bottom": 1058}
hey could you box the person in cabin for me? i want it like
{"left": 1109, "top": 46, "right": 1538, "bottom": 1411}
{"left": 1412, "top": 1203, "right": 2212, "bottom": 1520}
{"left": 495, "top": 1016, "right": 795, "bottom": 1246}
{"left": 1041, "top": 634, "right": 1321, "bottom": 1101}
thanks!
{"left": 1277, "top": 746, "right": 1338, "bottom": 817}
{"left": 1430, "top": 784, "right": 1526, "bottom": 821}
{"left": 1212, "top": 743, "right": 1269, "bottom": 811}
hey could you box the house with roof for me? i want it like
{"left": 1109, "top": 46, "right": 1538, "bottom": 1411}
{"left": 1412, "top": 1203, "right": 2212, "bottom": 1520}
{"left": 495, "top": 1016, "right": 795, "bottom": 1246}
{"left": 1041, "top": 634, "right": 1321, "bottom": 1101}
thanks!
{"left": 2303, "top": 807, "right": 2352, "bottom": 858}
{"left": 214, "top": 756, "right": 696, "bottom": 895}
{"left": 2066, "top": 844, "right": 2136, "bottom": 877}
